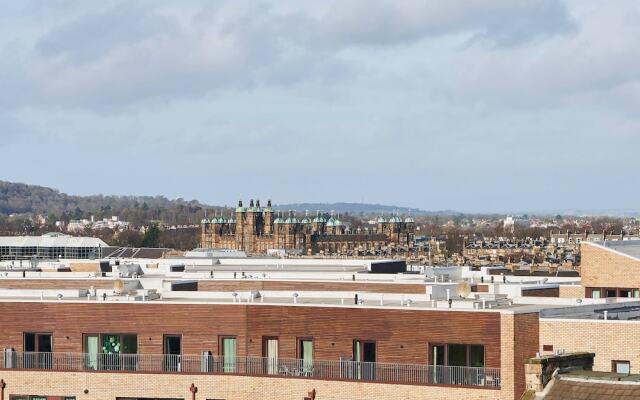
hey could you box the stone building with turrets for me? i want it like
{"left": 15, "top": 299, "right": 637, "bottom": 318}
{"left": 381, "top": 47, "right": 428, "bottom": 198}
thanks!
{"left": 200, "top": 199, "right": 415, "bottom": 255}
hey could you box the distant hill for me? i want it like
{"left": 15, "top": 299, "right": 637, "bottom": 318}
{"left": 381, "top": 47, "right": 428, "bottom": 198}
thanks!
{"left": 275, "top": 202, "right": 456, "bottom": 216}
{"left": 0, "top": 180, "right": 222, "bottom": 226}
{"left": 0, "top": 180, "right": 211, "bottom": 215}
{"left": 0, "top": 180, "right": 458, "bottom": 225}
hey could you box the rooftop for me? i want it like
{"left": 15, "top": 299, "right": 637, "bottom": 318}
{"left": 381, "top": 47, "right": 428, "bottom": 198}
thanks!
{"left": 544, "top": 372, "right": 640, "bottom": 400}
{"left": 0, "top": 234, "right": 109, "bottom": 248}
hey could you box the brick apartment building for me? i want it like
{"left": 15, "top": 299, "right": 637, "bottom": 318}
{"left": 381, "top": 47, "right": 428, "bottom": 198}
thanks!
{"left": 580, "top": 240, "right": 640, "bottom": 298}
{"left": 0, "top": 292, "right": 538, "bottom": 400}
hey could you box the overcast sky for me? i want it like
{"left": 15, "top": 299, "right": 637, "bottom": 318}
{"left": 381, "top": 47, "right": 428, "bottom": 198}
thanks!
{"left": 1, "top": 0, "right": 638, "bottom": 213}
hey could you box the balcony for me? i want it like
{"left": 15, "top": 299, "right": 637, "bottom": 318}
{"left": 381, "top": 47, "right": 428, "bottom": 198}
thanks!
{"left": 0, "top": 351, "right": 500, "bottom": 388}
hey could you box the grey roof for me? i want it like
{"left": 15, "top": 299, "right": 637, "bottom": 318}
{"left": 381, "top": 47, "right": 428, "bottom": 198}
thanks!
{"left": 593, "top": 240, "right": 640, "bottom": 260}
{"left": 0, "top": 234, "right": 109, "bottom": 248}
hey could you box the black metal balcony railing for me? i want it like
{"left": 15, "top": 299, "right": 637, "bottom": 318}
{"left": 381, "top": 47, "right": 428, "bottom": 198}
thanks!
{"left": 0, "top": 351, "right": 501, "bottom": 388}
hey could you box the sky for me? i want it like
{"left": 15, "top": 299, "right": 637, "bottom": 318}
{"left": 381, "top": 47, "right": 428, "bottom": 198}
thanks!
{"left": 1, "top": 0, "right": 639, "bottom": 213}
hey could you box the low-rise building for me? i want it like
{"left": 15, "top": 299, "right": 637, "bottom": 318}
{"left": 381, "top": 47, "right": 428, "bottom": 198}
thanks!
{"left": 0, "top": 233, "right": 108, "bottom": 261}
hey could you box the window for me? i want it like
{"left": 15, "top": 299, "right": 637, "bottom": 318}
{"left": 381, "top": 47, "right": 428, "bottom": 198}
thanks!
{"left": 613, "top": 360, "right": 631, "bottom": 375}
{"left": 619, "top": 289, "right": 632, "bottom": 298}
{"left": 23, "top": 332, "right": 52, "bottom": 369}
{"left": 163, "top": 335, "right": 182, "bottom": 372}
{"left": 430, "top": 344, "right": 445, "bottom": 367}
{"left": 447, "top": 344, "right": 467, "bottom": 366}
{"left": 589, "top": 288, "right": 601, "bottom": 299}
{"left": 220, "top": 336, "right": 236, "bottom": 373}
{"left": 429, "top": 343, "right": 485, "bottom": 368}
{"left": 298, "top": 338, "right": 313, "bottom": 375}
{"left": 469, "top": 345, "right": 485, "bottom": 368}
{"left": 23, "top": 332, "right": 52, "bottom": 353}
{"left": 83, "top": 333, "right": 137, "bottom": 371}
{"left": 353, "top": 340, "right": 376, "bottom": 380}
{"left": 262, "top": 337, "right": 279, "bottom": 375}
{"left": 429, "top": 344, "right": 486, "bottom": 385}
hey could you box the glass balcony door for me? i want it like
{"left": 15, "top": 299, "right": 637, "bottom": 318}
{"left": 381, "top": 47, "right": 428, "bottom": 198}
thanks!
{"left": 163, "top": 335, "right": 181, "bottom": 372}
{"left": 262, "top": 337, "right": 278, "bottom": 375}
{"left": 353, "top": 340, "right": 376, "bottom": 380}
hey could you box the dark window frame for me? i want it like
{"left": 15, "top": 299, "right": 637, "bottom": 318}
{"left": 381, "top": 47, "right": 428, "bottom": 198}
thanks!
{"left": 23, "top": 332, "right": 53, "bottom": 353}
{"left": 296, "top": 337, "right": 314, "bottom": 360}
{"left": 82, "top": 332, "right": 138, "bottom": 354}
{"left": 261, "top": 336, "right": 279, "bottom": 358}
{"left": 218, "top": 335, "right": 237, "bottom": 357}
{"left": 163, "top": 334, "right": 183, "bottom": 355}
{"left": 352, "top": 339, "right": 377, "bottom": 363}
{"left": 427, "top": 343, "right": 486, "bottom": 368}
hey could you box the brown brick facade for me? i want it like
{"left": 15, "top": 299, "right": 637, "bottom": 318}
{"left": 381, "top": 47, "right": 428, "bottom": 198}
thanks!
{"left": 0, "top": 301, "right": 501, "bottom": 367}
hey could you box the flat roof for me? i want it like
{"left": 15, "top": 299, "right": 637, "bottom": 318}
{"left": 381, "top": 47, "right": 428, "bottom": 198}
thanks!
{"left": 540, "top": 300, "right": 640, "bottom": 321}
{"left": 0, "top": 235, "right": 108, "bottom": 248}
{"left": 0, "top": 296, "right": 548, "bottom": 314}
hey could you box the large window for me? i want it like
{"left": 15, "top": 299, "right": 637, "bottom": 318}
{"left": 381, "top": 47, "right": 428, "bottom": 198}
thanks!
{"left": 220, "top": 336, "right": 237, "bottom": 373}
{"left": 23, "top": 332, "right": 52, "bottom": 369}
{"left": 163, "top": 335, "right": 182, "bottom": 372}
{"left": 83, "top": 333, "right": 137, "bottom": 370}
{"left": 429, "top": 343, "right": 485, "bottom": 368}
{"left": 587, "top": 287, "right": 640, "bottom": 299}
{"left": 429, "top": 343, "right": 486, "bottom": 385}
{"left": 298, "top": 338, "right": 313, "bottom": 375}
{"left": 353, "top": 340, "right": 376, "bottom": 380}
{"left": 262, "top": 337, "right": 279, "bottom": 375}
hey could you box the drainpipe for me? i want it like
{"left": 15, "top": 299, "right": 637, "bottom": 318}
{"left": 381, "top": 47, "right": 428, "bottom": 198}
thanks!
{"left": 190, "top": 383, "right": 197, "bottom": 400}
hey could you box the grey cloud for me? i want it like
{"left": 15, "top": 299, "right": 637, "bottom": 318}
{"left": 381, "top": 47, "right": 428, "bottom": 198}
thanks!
{"left": 36, "top": 3, "right": 179, "bottom": 63}
{"left": 0, "top": 0, "right": 578, "bottom": 111}
{"left": 315, "top": 0, "right": 575, "bottom": 47}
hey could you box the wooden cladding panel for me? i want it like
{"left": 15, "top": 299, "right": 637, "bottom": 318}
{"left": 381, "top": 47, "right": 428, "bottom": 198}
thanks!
{"left": 0, "top": 279, "right": 115, "bottom": 289}
{"left": 198, "top": 280, "right": 427, "bottom": 294}
{"left": 246, "top": 306, "right": 501, "bottom": 367}
{"left": 521, "top": 287, "right": 560, "bottom": 297}
{"left": 0, "top": 302, "right": 247, "bottom": 356}
{"left": 0, "top": 302, "right": 501, "bottom": 368}
{"left": 0, "top": 278, "right": 427, "bottom": 294}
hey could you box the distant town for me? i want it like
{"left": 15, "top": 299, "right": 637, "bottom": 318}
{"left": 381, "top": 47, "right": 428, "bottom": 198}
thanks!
{"left": 1, "top": 181, "right": 638, "bottom": 269}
